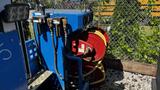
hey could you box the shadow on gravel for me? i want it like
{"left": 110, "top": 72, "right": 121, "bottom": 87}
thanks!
{"left": 90, "top": 54, "right": 125, "bottom": 90}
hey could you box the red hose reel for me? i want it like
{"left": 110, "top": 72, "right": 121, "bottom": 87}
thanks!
{"left": 70, "top": 28, "right": 110, "bottom": 85}
{"left": 71, "top": 28, "right": 109, "bottom": 62}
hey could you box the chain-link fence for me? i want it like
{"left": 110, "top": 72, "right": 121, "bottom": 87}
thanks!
{"left": 93, "top": 0, "right": 160, "bottom": 64}
{"left": 52, "top": 0, "right": 160, "bottom": 64}
{"left": 13, "top": 0, "right": 160, "bottom": 64}
{"left": 45, "top": 0, "right": 160, "bottom": 64}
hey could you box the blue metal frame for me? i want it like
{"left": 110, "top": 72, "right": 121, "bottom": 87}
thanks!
{"left": 49, "top": 9, "right": 91, "bottom": 32}
{"left": 32, "top": 20, "right": 65, "bottom": 89}
{"left": 0, "top": 31, "right": 27, "bottom": 90}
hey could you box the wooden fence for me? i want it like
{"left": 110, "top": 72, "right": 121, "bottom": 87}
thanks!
{"left": 94, "top": 0, "right": 160, "bottom": 17}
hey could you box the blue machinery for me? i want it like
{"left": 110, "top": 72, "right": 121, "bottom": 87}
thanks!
{"left": 31, "top": 9, "right": 94, "bottom": 89}
{"left": 0, "top": 1, "right": 109, "bottom": 90}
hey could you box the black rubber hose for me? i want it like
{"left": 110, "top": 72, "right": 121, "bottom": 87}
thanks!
{"left": 50, "top": 28, "right": 64, "bottom": 80}
{"left": 32, "top": 23, "right": 47, "bottom": 70}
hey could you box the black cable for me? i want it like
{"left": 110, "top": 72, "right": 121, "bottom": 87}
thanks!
{"left": 50, "top": 27, "right": 64, "bottom": 80}
{"left": 32, "top": 22, "right": 47, "bottom": 70}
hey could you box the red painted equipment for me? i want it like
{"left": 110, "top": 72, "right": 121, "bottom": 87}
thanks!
{"left": 71, "top": 28, "right": 109, "bottom": 62}
{"left": 70, "top": 28, "right": 110, "bottom": 85}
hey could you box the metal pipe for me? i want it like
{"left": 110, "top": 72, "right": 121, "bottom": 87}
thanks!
{"left": 16, "top": 21, "right": 32, "bottom": 79}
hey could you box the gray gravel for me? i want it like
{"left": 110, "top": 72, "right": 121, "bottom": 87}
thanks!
{"left": 92, "top": 69, "right": 155, "bottom": 90}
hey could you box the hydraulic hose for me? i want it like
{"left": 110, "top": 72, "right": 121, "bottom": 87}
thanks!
{"left": 47, "top": 18, "right": 64, "bottom": 80}
{"left": 89, "top": 62, "right": 105, "bottom": 85}
{"left": 69, "top": 60, "right": 105, "bottom": 85}
{"left": 70, "top": 60, "right": 102, "bottom": 78}
{"left": 62, "top": 18, "right": 68, "bottom": 47}
{"left": 32, "top": 22, "right": 47, "bottom": 70}
{"left": 50, "top": 27, "right": 64, "bottom": 80}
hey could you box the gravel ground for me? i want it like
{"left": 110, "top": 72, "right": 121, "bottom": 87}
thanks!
{"left": 92, "top": 69, "right": 155, "bottom": 90}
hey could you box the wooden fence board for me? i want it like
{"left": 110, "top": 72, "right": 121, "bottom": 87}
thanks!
{"left": 104, "top": 59, "right": 157, "bottom": 77}
{"left": 94, "top": 1, "right": 160, "bottom": 17}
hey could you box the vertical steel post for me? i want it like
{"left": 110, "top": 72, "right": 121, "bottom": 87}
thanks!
{"left": 16, "top": 21, "right": 31, "bottom": 79}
